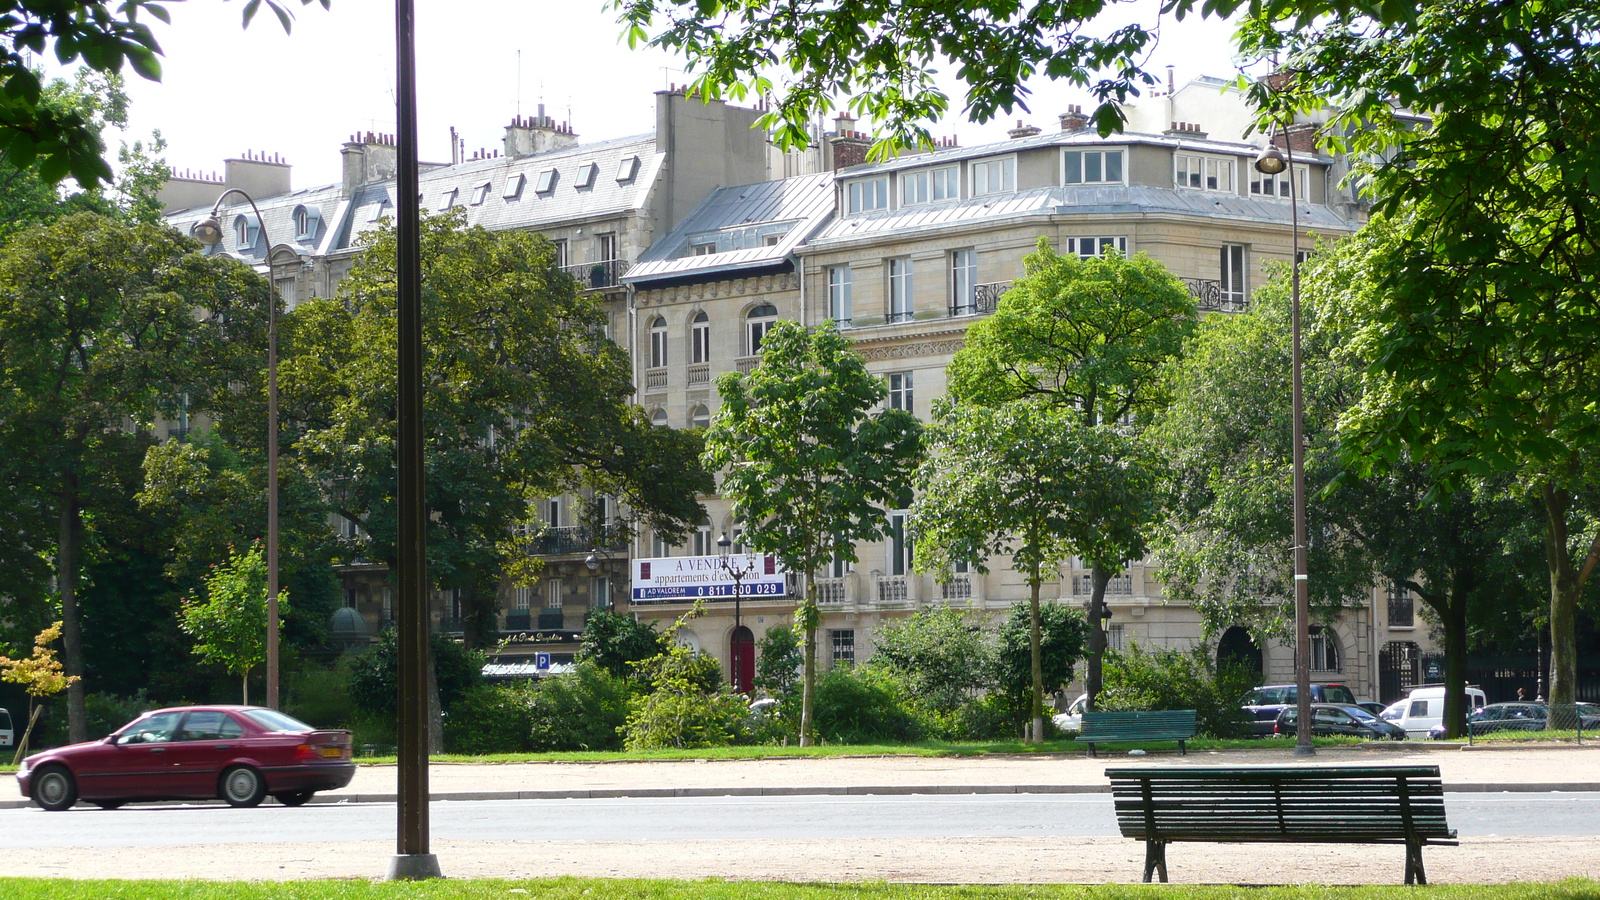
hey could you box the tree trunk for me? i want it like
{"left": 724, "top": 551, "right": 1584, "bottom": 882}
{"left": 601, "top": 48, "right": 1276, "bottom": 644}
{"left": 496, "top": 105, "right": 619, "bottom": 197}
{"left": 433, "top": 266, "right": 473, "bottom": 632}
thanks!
{"left": 799, "top": 591, "right": 817, "bottom": 747}
{"left": 1028, "top": 577, "right": 1043, "bottom": 744}
{"left": 1541, "top": 484, "right": 1581, "bottom": 728}
{"left": 58, "top": 467, "right": 87, "bottom": 744}
{"left": 1441, "top": 592, "right": 1470, "bottom": 739}
{"left": 1085, "top": 567, "right": 1110, "bottom": 712}
{"left": 242, "top": 668, "right": 250, "bottom": 706}
{"left": 427, "top": 641, "right": 444, "bottom": 754}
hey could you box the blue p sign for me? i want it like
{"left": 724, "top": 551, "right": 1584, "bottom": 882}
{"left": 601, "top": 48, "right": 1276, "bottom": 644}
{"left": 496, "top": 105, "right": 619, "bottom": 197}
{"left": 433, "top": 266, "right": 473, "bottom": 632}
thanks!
{"left": 535, "top": 652, "right": 551, "bottom": 673}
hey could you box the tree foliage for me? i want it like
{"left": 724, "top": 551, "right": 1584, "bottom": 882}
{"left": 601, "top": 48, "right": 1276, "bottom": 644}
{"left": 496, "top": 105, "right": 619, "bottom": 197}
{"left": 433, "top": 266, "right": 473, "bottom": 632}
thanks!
{"left": 578, "top": 608, "right": 665, "bottom": 685}
{"left": 991, "top": 600, "right": 1086, "bottom": 735}
{"left": 701, "top": 319, "right": 922, "bottom": 745}
{"left": 1098, "top": 640, "right": 1255, "bottom": 738}
{"left": 177, "top": 542, "right": 286, "bottom": 703}
{"left": 870, "top": 605, "right": 991, "bottom": 716}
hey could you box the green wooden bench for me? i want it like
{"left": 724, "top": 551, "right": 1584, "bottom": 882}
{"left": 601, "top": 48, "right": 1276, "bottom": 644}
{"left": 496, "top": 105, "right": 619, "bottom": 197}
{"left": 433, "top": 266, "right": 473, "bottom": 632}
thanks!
{"left": 1078, "top": 709, "right": 1197, "bottom": 757}
{"left": 1105, "top": 765, "right": 1457, "bottom": 884}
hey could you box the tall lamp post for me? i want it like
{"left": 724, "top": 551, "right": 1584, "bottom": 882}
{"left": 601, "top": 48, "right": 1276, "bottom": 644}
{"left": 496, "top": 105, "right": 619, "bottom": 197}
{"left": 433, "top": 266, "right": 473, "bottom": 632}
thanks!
{"left": 585, "top": 547, "right": 615, "bottom": 609}
{"left": 191, "top": 190, "right": 281, "bottom": 712}
{"left": 716, "top": 533, "right": 757, "bottom": 693}
{"left": 1254, "top": 129, "right": 1314, "bottom": 758}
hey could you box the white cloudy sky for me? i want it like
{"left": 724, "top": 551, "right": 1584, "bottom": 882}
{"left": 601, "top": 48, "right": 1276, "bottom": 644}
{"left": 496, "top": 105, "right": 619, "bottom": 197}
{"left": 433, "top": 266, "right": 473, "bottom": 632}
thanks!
{"left": 96, "top": 0, "right": 1256, "bottom": 190}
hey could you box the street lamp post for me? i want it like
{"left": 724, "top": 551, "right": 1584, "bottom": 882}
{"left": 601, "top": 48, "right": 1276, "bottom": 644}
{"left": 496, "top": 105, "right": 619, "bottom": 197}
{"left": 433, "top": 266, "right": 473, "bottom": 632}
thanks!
{"left": 585, "top": 547, "right": 615, "bottom": 609}
{"left": 716, "top": 533, "right": 757, "bottom": 693}
{"left": 190, "top": 190, "right": 281, "bottom": 712}
{"left": 1254, "top": 130, "right": 1314, "bottom": 758}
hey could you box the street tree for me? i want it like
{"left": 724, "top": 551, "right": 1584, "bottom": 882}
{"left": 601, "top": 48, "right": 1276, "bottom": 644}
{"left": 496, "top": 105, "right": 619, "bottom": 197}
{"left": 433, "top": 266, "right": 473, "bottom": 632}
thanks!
{"left": 993, "top": 600, "right": 1085, "bottom": 735}
{"left": 178, "top": 542, "right": 286, "bottom": 704}
{"left": 283, "top": 212, "right": 710, "bottom": 649}
{"left": 912, "top": 397, "right": 1159, "bottom": 740}
{"left": 701, "top": 320, "right": 922, "bottom": 746}
{"left": 0, "top": 621, "right": 79, "bottom": 763}
{"left": 945, "top": 239, "right": 1194, "bottom": 714}
{"left": 1151, "top": 234, "right": 1533, "bottom": 736}
{"left": 577, "top": 608, "right": 665, "bottom": 687}
{"left": 0, "top": 212, "right": 273, "bottom": 741}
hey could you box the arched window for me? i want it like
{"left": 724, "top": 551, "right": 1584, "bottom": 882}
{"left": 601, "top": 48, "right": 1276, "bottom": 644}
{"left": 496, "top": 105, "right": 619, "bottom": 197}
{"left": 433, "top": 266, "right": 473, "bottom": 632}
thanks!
{"left": 233, "top": 214, "right": 256, "bottom": 250}
{"left": 691, "top": 311, "right": 711, "bottom": 364}
{"left": 690, "top": 404, "right": 710, "bottom": 429}
{"left": 649, "top": 316, "right": 668, "bottom": 368}
{"left": 1309, "top": 626, "right": 1341, "bottom": 672}
{"left": 746, "top": 303, "right": 778, "bottom": 355}
{"left": 650, "top": 409, "right": 668, "bottom": 428}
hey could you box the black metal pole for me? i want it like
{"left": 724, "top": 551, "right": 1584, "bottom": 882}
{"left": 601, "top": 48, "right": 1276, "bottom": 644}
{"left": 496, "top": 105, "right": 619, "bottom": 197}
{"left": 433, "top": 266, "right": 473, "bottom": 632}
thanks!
{"left": 1287, "top": 134, "right": 1314, "bottom": 758}
{"left": 388, "top": 0, "right": 439, "bottom": 879}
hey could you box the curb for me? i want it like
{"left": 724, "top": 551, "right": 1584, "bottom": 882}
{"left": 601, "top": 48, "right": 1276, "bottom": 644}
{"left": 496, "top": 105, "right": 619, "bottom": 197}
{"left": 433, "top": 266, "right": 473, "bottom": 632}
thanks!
{"left": 6, "top": 780, "right": 1597, "bottom": 810}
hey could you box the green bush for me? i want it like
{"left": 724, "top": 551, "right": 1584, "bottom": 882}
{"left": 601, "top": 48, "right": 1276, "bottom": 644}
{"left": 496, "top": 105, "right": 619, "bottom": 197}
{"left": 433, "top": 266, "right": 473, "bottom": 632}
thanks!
{"left": 993, "top": 601, "right": 1086, "bottom": 730}
{"left": 284, "top": 657, "right": 356, "bottom": 729}
{"left": 622, "top": 688, "right": 751, "bottom": 750}
{"left": 347, "top": 627, "right": 484, "bottom": 716}
{"left": 444, "top": 682, "right": 538, "bottom": 754}
{"left": 1098, "top": 639, "right": 1256, "bottom": 737}
{"left": 526, "top": 662, "right": 633, "bottom": 752}
{"left": 871, "top": 606, "right": 992, "bottom": 716}
{"left": 813, "top": 664, "right": 919, "bottom": 744}
{"left": 84, "top": 690, "right": 154, "bottom": 739}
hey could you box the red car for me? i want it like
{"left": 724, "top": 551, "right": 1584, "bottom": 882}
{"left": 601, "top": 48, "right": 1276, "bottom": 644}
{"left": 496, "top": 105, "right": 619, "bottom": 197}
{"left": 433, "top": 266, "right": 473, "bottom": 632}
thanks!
{"left": 15, "top": 705, "right": 355, "bottom": 810}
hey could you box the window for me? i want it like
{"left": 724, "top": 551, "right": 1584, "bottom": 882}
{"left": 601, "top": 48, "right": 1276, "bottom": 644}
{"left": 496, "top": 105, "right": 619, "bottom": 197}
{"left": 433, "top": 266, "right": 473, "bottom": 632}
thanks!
{"left": 763, "top": 234, "right": 782, "bottom": 247}
{"left": 552, "top": 239, "right": 568, "bottom": 269}
{"left": 828, "top": 266, "right": 853, "bottom": 326}
{"left": 1107, "top": 624, "right": 1126, "bottom": 652}
{"left": 887, "top": 510, "right": 913, "bottom": 576}
{"left": 650, "top": 316, "right": 668, "bottom": 368}
{"left": 545, "top": 497, "right": 562, "bottom": 528}
{"left": 1249, "top": 167, "right": 1309, "bottom": 200}
{"left": 888, "top": 258, "right": 914, "bottom": 323}
{"left": 470, "top": 182, "right": 491, "bottom": 206}
{"left": 1220, "top": 245, "right": 1247, "bottom": 306}
{"left": 503, "top": 173, "right": 526, "bottom": 199}
{"left": 293, "top": 206, "right": 319, "bottom": 240}
{"left": 597, "top": 233, "right": 617, "bottom": 262}
{"left": 535, "top": 168, "right": 557, "bottom": 194}
{"left": 690, "top": 405, "right": 710, "bottom": 429}
{"left": 950, "top": 249, "right": 977, "bottom": 315}
{"left": 1063, "top": 148, "right": 1124, "bottom": 185}
{"left": 367, "top": 198, "right": 391, "bottom": 222}
{"left": 691, "top": 312, "right": 711, "bottom": 364}
{"left": 1388, "top": 585, "right": 1415, "bottom": 628}
{"left": 1064, "top": 236, "right": 1127, "bottom": 259}
{"left": 575, "top": 162, "right": 598, "bottom": 188}
{"left": 1176, "top": 154, "right": 1236, "bottom": 192}
{"left": 616, "top": 155, "right": 640, "bottom": 182}
{"left": 651, "top": 532, "right": 672, "bottom": 558}
{"left": 650, "top": 409, "right": 668, "bottom": 427}
{"left": 846, "top": 177, "right": 889, "bottom": 214}
{"left": 441, "top": 188, "right": 459, "bottom": 209}
{"left": 512, "top": 586, "right": 532, "bottom": 610}
{"left": 692, "top": 241, "right": 716, "bottom": 255}
{"left": 747, "top": 304, "right": 778, "bottom": 355}
{"left": 900, "top": 165, "right": 959, "bottom": 205}
{"left": 969, "top": 157, "right": 1015, "bottom": 195}
{"left": 887, "top": 371, "right": 914, "bottom": 413}
{"left": 545, "top": 579, "right": 563, "bottom": 610}
{"left": 830, "top": 629, "right": 856, "bottom": 666}
{"left": 692, "top": 523, "right": 714, "bottom": 557}
{"left": 233, "top": 215, "right": 256, "bottom": 249}
{"left": 1309, "top": 626, "right": 1341, "bottom": 672}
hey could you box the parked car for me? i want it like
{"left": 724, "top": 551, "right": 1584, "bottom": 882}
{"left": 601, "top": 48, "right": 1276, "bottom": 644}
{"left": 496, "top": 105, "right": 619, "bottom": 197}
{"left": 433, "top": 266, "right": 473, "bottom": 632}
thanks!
{"left": 1429, "top": 701, "right": 1600, "bottom": 739}
{"left": 0, "top": 707, "right": 12, "bottom": 750}
{"left": 1051, "top": 694, "right": 1087, "bottom": 735}
{"left": 1380, "top": 685, "right": 1487, "bottom": 738}
{"left": 1241, "top": 683, "right": 1360, "bottom": 736}
{"left": 15, "top": 705, "right": 354, "bottom": 811}
{"left": 1356, "top": 701, "right": 1388, "bottom": 717}
{"left": 1275, "top": 703, "right": 1407, "bottom": 741}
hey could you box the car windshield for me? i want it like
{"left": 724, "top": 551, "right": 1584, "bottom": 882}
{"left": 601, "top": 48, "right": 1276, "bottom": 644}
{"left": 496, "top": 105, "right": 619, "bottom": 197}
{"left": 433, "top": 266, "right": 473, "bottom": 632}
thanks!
{"left": 241, "top": 709, "right": 315, "bottom": 733}
{"left": 1346, "top": 707, "right": 1380, "bottom": 723}
{"left": 1321, "top": 685, "right": 1357, "bottom": 705}
{"left": 1380, "top": 702, "right": 1404, "bottom": 720}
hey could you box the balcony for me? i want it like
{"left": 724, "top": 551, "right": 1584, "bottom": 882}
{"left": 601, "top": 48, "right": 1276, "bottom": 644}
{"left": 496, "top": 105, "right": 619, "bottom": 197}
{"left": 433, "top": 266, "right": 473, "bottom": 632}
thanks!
{"left": 686, "top": 362, "right": 710, "bottom": 386}
{"left": 815, "top": 577, "right": 847, "bottom": 606}
{"left": 875, "top": 574, "right": 909, "bottom": 605}
{"left": 643, "top": 367, "right": 668, "bottom": 393}
{"left": 735, "top": 355, "right": 760, "bottom": 374}
{"left": 1182, "top": 278, "right": 1248, "bottom": 313}
{"left": 505, "top": 610, "right": 532, "bottom": 631}
{"left": 538, "top": 609, "right": 565, "bottom": 630}
{"left": 560, "top": 258, "right": 630, "bottom": 291}
{"left": 940, "top": 573, "right": 974, "bottom": 602}
{"left": 522, "top": 523, "right": 628, "bottom": 557}
{"left": 950, "top": 281, "right": 1011, "bottom": 318}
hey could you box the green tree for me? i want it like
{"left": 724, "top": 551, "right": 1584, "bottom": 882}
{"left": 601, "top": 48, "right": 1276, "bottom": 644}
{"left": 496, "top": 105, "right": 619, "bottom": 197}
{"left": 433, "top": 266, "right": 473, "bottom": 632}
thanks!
{"left": 701, "top": 319, "right": 922, "bottom": 746}
{"left": 177, "top": 542, "right": 286, "bottom": 703}
{"left": 0, "top": 212, "right": 273, "bottom": 741}
{"left": 1243, "top": 0, "right": 1600, "bottom": 729}
{"left": 870, "top": 605, "right": 990, "bottom": 717}
{"left": 0, "top": 0, "right": 324, "bottom": 187}
{"left": 1099, "top": 640, "right": 1255, "bottom": 739}
{"left": 1152, "top": 234, "right": 1534, "bottom": 737}
{"left": 622, "top": 616, "right": 749, "bottom": 750}
{"left": 284, "top": 212, "right": 709, "bottom": 648}
{"left": 0, "top": 621, "right": 79, "bottom": 763}
{"left": 346, "top": 627, "right": 484, "bottom": 718}
{"left": 912, "top": 398, "right": 1152, "bottom": 740}
{"left": 753, "top": 624, "right": 801, "bottom": 702}
{"left": 577, "top": 608, "right": 665, "bottom": 686}
{"left": 993, "top": 600, "right": 1086, "bottom": 736}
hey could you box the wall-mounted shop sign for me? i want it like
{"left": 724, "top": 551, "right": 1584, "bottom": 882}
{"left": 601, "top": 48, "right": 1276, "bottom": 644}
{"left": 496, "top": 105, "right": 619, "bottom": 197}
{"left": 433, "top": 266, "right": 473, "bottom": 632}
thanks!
{"left": 631, "top": 553, "right": 787, "bottom": 604}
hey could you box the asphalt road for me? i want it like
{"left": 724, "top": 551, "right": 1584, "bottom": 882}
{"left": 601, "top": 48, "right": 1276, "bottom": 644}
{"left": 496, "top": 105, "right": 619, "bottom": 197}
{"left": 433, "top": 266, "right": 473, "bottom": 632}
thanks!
{"left": 4, "top": 791, "right": 1598, "bottom": 849}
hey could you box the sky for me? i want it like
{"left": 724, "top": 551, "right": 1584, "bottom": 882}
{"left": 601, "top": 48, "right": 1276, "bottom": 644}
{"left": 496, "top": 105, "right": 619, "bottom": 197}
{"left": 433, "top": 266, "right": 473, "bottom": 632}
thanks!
{"left": 92, "top": 0, "right": 1257, "bottom": 191}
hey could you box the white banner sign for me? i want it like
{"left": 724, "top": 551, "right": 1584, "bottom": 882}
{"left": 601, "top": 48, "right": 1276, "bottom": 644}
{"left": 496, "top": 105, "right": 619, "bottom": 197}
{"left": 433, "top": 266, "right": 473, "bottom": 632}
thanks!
{"left": 631, "top": 554, "right": 787, "bottom": 604}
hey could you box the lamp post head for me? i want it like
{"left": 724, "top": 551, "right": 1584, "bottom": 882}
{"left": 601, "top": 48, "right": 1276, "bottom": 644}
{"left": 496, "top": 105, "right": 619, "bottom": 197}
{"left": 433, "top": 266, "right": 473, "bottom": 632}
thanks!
{"left": 585, "top": 550, "right": 600, "bottom": 573}
{"left": 717, "top": 532, "right": 732, "bottom": 557}
{"left": 191, "top": 217, "right": 225, "bottom": 247}
{"left": 1253, "top": 145, "right": 1288, "bottom": 175}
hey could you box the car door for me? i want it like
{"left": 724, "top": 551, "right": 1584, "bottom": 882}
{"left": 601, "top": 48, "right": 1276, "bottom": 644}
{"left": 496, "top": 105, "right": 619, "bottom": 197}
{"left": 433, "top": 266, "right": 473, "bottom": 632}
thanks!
{"left": 95, "top": 711, "right": 185, "bottom": 799}
{"left": 166, "top": 710, "right": 246, "bottom": 796}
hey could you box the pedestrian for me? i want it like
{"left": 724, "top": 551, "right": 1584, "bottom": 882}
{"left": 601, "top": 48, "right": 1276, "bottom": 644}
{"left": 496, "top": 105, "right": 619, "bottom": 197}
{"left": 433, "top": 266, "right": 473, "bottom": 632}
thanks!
{"left": 1516, "top": 687, "right": 1529, "bottom": 702}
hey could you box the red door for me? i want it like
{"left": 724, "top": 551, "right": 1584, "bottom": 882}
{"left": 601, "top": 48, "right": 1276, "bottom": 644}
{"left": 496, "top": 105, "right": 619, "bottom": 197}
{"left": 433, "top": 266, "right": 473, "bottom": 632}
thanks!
{"left": 730, "top": 626, "right": 755, "bottom": 694}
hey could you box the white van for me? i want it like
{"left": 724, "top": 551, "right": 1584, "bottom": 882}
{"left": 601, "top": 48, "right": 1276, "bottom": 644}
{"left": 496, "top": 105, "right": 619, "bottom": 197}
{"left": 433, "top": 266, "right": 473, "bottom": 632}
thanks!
{"left": 1380, "top": 685, "right": 1486, "bottom": 738}
{"left": 0, "top": 707, "right": 12, "bottom": 749}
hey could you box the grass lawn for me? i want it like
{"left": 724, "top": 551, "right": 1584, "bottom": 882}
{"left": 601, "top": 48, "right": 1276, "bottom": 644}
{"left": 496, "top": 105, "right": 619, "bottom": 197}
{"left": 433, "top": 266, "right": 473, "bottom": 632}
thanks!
{"left": 2, "top": 880, "right": 1599, "bottom": 900}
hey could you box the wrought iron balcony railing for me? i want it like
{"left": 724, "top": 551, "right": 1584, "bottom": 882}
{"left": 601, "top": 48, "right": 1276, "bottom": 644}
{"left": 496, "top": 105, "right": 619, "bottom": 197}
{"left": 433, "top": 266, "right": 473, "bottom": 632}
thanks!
{"left": 950, "top": 280, "right": 1011, "bottom": 318}
{"left": 560, "top": 258, "right": 631, "bottom": 290}
{"left": 521, "top": 523, "right": 629, "bottom": 557}
{"left": 1182, "top": 278, "right": 1249, "bottom": 313}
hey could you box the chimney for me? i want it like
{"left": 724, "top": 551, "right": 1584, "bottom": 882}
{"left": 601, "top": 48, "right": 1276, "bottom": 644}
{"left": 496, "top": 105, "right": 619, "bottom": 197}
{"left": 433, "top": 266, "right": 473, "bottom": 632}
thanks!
{"left": 1271, "top": 122, "right": 1320, "bottom": 155}
{"left": 223, "top": 149, "right": 291, "bottom": 199}
{"left": 1059, "top": 105, "right": 1091, "bottom": 133}
{"left": 342, "top": 132, "right": 399, "bottom": 196}
{"left": 1008, "top": 119, "right": 1042, "bottom": 139}
{"left": 157, "top": 167, "right": 225, "bottom": 214}
{"left": 829, "top": 113, "right": 870, "bottom": 170}
{"left": 1164, "top": 121, "right": 1209, "bottom": 141}
{"left": 504, "top": 104, "right": 579, "bottom": 159}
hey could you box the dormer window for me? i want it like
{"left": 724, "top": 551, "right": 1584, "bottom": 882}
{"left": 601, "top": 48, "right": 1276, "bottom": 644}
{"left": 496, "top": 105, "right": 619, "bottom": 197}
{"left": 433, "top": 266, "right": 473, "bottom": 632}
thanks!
{"left": 232, "top": 213, "right": 259, "bottom": 250}
{"left": 1063, "top": 148, "right": 1125, "bottom": 185}
{"left": 1176, "top": 153, "right": 1235, "bottom": 192}
{"left": 503, "top": 173, "right": 526, "bottom": 199}
{"left": 616, "top": 156, "right": 640, "bottom": 182}
{"left": 576, "top": 162, "right": 598, "bottom": 188}
{"left": 535, "top": 168, "right": 557, "bottom": 194}
{"left": 970, "top": 157, "right": 1015, "bottom": 196}
{"left": 441, "top": 188, "right": 459, "bottom": 209}
{"left": 901, "top": 166, "right": 959, "bottom": 206}
{"left": 367, "top": 197, "right": 391, "bottom": 222}
{"left": 292, "top": 205, "right": 322, "bottom": 241}
{"left": 845, "top": 176, "right": 889, "bottom": 214}
{"left": 471, "top": 182, "right": 492, "bottom": 206}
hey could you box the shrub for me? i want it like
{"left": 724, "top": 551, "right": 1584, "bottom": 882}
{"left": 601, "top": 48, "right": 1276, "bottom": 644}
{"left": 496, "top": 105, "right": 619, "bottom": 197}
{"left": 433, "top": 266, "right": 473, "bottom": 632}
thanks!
{"left": 526, "top": 662, "right": 633, "bottom": 752}
{"left": 812, "top": 664, "right": 919, "bottom": 744}
{"left": 347, "top": 627, "right": 484, "bottom": 716}
{"left": 577, "top": 609, "right": 664, "bottom": 685}
{"left": 284, "top": 657, "right": 356, "bottom": 729}
{"left": 871, "top": 606, "right": 992, "bottom": 716}
{"left": 1098, "top": 639, "right": 1256, "bottom": 738}
{"left": 444, "top": 682, "right": 538, "bottom": 754}
{"left": 993, "top": 601, "right": 1086, "bottom": 729}
{"left": 84, "top": 690, "right": 154, "bottom": 739}
{"left": 752, "top": 624, "right": 802, "bottom": 738}
{"left": 622, "top": 688, "right": 751, "bottom": 750}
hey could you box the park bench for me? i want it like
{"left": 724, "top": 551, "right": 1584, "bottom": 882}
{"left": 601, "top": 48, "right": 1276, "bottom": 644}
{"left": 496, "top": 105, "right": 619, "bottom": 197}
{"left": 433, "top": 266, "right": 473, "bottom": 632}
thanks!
{"left": 1106, "top": 765, "right": 1457, "bottom": 884}
{"left": 1078, "top": 709, "right": 1197, "bottom": 757}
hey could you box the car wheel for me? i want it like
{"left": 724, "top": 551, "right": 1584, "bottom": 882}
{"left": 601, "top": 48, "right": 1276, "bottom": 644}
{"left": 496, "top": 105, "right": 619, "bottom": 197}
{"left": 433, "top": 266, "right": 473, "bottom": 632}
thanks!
{"left": 93, "top": 800, "right": 125, "bottom": 810}
{"left": 33, "top": 766, "right": 78, "bottom": 811}
{"left": 274, "top": 790, "right": 314, "bottom": 807}
{"left": 220, "top": 766, "right": 266, "bottom": 808}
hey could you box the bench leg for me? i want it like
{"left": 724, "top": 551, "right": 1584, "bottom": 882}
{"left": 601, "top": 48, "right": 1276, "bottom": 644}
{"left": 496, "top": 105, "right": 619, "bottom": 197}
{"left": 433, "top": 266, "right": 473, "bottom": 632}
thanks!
{"left": 1177, "top": 739, "right": 1186, "bottom": 756}
{"left": 1405, "top": 841, "right": 1426, "bottom": 885}
{"left": 1087, "top": 742, "right": 1097, "bottom": 758}
{"left": 1142, "top": 840, "right": 1168, "bottom": 883}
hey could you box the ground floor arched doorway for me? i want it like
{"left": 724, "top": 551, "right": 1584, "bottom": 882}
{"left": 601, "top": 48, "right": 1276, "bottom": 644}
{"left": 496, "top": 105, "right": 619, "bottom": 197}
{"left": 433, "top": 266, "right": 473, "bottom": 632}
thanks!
{"left": 1217, "top": 626, "right": 1263, "bottom": 682}
{"left": 730, "top": 625, "right": 755, "bottom": 694}
{"left": 1380, "top": 641, "right": 1422, "bottom": 704}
